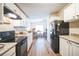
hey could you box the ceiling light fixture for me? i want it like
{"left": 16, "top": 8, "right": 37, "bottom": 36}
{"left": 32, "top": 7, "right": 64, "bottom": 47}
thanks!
{"left": 7, "top": 13, "right": 17, "bottom": 19}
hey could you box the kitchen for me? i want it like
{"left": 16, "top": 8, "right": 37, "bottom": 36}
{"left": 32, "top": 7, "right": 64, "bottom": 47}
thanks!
{"left": 0, "top": 3, "right": 79, "bottom": 56}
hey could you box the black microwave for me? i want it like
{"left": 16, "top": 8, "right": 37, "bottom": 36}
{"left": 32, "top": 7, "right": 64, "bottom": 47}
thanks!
{"left": 0, "top": 31, "right": 15, "bottom": 42}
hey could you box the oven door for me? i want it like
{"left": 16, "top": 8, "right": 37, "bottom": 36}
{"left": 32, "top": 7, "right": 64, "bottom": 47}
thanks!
{"left": 16, "top": 38, "right": 27, "bottom": 56}
{"left": 20, "top": 39, "right": 27, "bottom": 56}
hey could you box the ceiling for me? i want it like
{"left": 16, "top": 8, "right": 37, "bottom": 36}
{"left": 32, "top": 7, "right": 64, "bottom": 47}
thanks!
{"left": 16, "top": 3, "right": 67, "bottom": 20}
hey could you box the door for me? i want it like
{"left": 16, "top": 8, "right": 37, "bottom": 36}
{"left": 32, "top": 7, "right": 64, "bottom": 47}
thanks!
{"left": 60, "top": 38, "right": 69, "bottom": 56}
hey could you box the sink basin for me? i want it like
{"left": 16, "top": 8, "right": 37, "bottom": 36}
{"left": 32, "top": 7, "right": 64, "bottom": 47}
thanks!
{"left": 0, "top": 44, "right": 4, "bottom": 49}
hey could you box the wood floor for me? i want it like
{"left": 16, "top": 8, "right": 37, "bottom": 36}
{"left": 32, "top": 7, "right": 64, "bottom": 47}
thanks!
{"left": 28, "top": 37, "right": 56, "bottom": 56}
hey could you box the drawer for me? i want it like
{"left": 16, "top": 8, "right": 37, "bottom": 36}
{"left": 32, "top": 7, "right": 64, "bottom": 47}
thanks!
{"left": 3, "top": 47, "right": 15, "bottom": 56}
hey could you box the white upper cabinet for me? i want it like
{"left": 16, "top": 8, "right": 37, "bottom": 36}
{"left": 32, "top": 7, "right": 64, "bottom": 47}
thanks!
{"left": 75, "top": 3, "right": 79, "bottom": 19}
{"left": 64, "top": 4, "right": 76, "bottom": 22}
{"left": 64, "top": 3, "right": 79, "bottom": 22}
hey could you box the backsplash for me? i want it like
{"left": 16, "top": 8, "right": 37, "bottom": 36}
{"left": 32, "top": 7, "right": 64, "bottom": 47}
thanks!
{"left": 0, "top": 24, "right": 14, "bottom": 32}
{"left": 14, "top": 26, "right": 26, "bottom": 31}
{"left": 69, "top": 20, "right": 79, "bottom": 35}
{"left": 70, "top": 20, "right": 79, "bottom": 28}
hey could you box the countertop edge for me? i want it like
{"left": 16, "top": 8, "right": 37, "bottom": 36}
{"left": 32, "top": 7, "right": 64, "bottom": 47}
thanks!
{"left": 59, "top": 35, "right": 79, "bottom": 45}
{"left": 0, "top": 43, "right": 17, "bottom": 56}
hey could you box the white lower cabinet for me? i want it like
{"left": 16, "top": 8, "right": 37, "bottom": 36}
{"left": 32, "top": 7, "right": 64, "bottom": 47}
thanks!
{"left": 70, "top": 42, "right": 79, "bottom": 56}
{"left": 60, "top": 38, "right": 69, "bottom": 56}
{"left": 60, "top": 37, "right": 79, "bottom": 56}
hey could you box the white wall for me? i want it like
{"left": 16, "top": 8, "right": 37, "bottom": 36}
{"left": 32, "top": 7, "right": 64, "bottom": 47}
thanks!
{"left": 30, "top": 19, "right": 47, "bottom": 31}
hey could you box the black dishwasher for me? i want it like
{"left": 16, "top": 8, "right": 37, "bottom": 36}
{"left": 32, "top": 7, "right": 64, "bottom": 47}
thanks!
{"left": 16, "top": 37, "right": 27, "bottom": 56}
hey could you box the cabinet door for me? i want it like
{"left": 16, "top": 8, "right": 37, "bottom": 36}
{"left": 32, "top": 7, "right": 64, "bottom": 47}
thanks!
{"left": 64, "top": 4, "right": 75, "bottom": 22}
{"left": 60, "top": 38, "right": 69, "bottom": 56}
{"left": 0, "top": 3, "right": 3, "bottom": 21}
{"left": 71, "top": 42, "right": 79, "bottom": 56}
{"left": 75, "top": 3, "right": 79, "bottom": 19}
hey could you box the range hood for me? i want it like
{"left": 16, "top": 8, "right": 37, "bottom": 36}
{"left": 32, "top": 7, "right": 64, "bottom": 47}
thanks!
{"left": 4, "top": 7, "right": 22, "bottom": 20}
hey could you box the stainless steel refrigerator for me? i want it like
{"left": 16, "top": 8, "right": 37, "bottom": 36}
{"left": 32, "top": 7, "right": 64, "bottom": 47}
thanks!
{"left": 50, "top": 20, "right": 69, "bottom": 53}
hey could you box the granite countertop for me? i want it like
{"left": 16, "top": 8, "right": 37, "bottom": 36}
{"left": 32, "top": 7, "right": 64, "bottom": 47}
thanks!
{"left": 0, "top": 43, "right": 17, "bottom": 56}
{"left": 60, "top": 35, "right": 79, "bottom": 44}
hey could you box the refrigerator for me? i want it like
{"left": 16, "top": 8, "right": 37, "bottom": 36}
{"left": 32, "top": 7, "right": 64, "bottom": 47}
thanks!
{"left": 50, "top": 20, "right": 69, "bottom": 53}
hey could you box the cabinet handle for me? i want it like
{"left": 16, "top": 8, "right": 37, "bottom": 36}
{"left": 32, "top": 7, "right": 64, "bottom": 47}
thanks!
{"left": 67, "top": 41, "right": 69, "bottom": 43}
{"left": 69, "top": 42, "right": 72, "bottom": 44}
{"left": 69, "top": 41, "right": 72, "bottom": 45}
{"left": 67, "top": 41, "right": 72, "bottom": 44}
